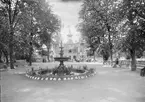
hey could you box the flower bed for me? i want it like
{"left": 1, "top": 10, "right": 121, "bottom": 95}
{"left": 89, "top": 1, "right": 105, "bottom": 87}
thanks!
{"left": 25, "top": 66, "right": 96, "bottom": 81}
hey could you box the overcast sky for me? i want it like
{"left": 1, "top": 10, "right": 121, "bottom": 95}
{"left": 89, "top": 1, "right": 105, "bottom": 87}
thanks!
{"left": 48, "top": 0, "right": 82, "bottom": 43}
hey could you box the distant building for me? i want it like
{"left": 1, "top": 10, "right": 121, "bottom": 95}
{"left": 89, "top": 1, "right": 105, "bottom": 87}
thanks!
{"left": 38, "top": 28, "right": 88, "bottom": 62}
{"left": 62, "top": 29, "right": 87, "bottom": 61}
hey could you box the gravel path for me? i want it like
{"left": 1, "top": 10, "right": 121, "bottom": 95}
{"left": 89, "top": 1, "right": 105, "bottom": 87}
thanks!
{"left": 1, "top": 62, "right": 145, "bottom": 102}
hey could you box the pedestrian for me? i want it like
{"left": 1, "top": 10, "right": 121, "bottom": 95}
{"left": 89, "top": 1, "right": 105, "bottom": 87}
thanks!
{"left": 113, "top": 57, "right": 119, "bottom": 68}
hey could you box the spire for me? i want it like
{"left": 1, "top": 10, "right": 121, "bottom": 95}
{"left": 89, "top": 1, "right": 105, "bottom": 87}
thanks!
{"left": 67, "top": 26, "right": 73, "bottom": 38}
{"left": 67, "top": 27, "right": 73, "bottom": 44}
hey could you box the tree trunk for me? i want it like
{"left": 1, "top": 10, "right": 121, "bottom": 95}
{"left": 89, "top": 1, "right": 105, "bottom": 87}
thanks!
{"left": 110, "top": 47, "right": 113, "bottom": 65}
{"left": 93, "top": 50, "right": 96, "bottom": 61}
{"left": 3, "top": 51, "right": 9, "bottom": 65}
{"left": 0, "top": 51, "right": 3, "bottom": 63}
{"left": 46, "top": 43, "right": 51, "bottom": 62}
{"left": 106, "top": 24, "right": 113, "bottom": 65}
{"left": 5, "top": 54, "right": 9, "bottom": 65}
{"left": 29, "top": 50, "right": 32, "bottom": 66}
{"left": 130, "top": 49, "right": 136, "bottom": 71}
{"left": 109, "top": 41, "right": 113, "bottom": 65}
{"left": 9, "top": 31, "right": 14, "bottom": 69}
{"left": 29, "top": 32, "right": 33, "bottom": 66}
{"left": 47, "top": 46, "right": 50, "bottom": 62}
{"left": 9, "top": 43, "right": 14, "bottom": 69}
{"left": 29, "top": 42, "right": 33, "bottom": 66}
{"left": 7, "top": 0, "right": 19, "bottom": 69}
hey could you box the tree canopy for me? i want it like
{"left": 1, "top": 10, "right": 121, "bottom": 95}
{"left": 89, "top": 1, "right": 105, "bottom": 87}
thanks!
{"left": 78, "top": 0, "right": 145, "bottom": 70}
{"left": 78, "top": 0, "right": 119, "bottom": 62}
{"left": 0, "top": 0, "right": 61, "bottom": 68}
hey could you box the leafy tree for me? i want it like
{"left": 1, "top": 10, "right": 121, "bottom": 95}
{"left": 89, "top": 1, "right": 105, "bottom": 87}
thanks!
{"left": 0, "top": 0, "right": 61, "bottom": 67}
{"left": 0, "top": 14, "right": 9, "bottom": 63}
{"left": 18, "top": 0, "right": 43, "bottom": 65}
{"left": 116, "top": 0, "right": 145, "bottom": 71}
{"left": 37, "top": 1, "right": 61, "bottom": 62}
{"left": 0, "top": 0, "right": 25, "bottom": 69}
{"left": 38, "top": 49, "right": 48, "bottom": 56}
{"left": 16, "top": 0, "right": 60, "bottom": 64}
{"left": 97, "top": 42, "right": 110, "bottom": 63}
{"left": 78, "top": 0, "right": 119, "bottom": 63}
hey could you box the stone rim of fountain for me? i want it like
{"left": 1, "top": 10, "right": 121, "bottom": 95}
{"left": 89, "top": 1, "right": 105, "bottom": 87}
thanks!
{"left": 25, "top": 67, "right": 97, "bottom": 81}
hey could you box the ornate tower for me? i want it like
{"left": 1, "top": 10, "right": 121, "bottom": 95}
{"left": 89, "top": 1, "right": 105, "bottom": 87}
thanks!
{"left": 67, "top": 27, "right": 73, "bottom": 44}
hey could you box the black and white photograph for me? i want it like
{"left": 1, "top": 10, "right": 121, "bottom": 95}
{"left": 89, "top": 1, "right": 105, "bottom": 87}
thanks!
{"left": 0, "top": 0, "right": 145, "bottom": 102}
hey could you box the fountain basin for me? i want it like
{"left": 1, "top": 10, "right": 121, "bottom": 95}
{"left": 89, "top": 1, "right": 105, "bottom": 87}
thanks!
{"left": 25, "top": 65, "right": 96, "bottom": 81}
{"left": 54, "top": 57, "right": 70, "bottom": 61}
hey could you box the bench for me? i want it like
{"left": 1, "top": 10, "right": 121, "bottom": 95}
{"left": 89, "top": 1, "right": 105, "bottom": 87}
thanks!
{"left": 115, "top": 60, "right": 145, "bottom": 76}
{"left": 103, "top": 60, "right": 112, "bottom": 65}
{"left": 136, "top": 64, "right": 145, "bottom": 69}
{"left": 136, "top": 61, "right": 145, "bottom": 76}
{"left": 15, "top": 60, "right": 27, "bottom": 67}
{"left": 105, "top": 60, "right": 129, "bottom": 67}
{"left": 118, "top": 60, "right": 130, "bottom": 68}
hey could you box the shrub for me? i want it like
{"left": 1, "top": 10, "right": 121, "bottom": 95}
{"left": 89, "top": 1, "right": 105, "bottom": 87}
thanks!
{"left": 74, "top": 69, "right": 85, "bottom": 73}
{"left": 83, "top": 65, "right": 88, "bottom": 70}
{"left": 38, "top": 69, "right": 50, "bottom": 75}
{"left": 31, "top": 72, "right": 36, "bottom": 76}
{"left": 89, "top": 68, "right": 95, "bottom": 73}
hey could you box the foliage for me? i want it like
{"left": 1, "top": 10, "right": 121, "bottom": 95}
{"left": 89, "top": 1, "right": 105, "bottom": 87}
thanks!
{"left": 0, "top": 0, "right": 61, "bottom": 67}
{"left": 0, "top": 0, "right": 30, "bottom": 68}
{"left": 116, "top": 0, "right": 145, "bottom": 70}
{"left": 79, "top": 0, "right": 145, "bottom": 70}
{"left": 35, "top": 0, "right": 61, "bottom": 61}
{"left": 78, "top": 0, "right": 119, "bottom": 61}
{"left": 97, "top": 43, "right": 110, "bottom": 61}
{"left": 0, "top": 7, "right": 9, "bottom": 63}
{"left": 38, "top": 49, "right": 48, "bottom": 56}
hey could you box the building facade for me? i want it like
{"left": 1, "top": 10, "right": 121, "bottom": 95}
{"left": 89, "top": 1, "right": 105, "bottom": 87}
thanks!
{"left": 62, "top": 31, "right": 87, "bottom": 61}
{"left": 49, "top": 29, "right": 88, "bottom": 62}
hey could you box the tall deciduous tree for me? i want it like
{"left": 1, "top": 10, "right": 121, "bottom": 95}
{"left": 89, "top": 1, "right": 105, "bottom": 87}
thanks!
{"left": 0, "top": 0, "right": 23, "bottom": 69}
{"left": 116, "top": 0, "right": 145, "bottom": 71}
{"left": 0, "top": 11, "right": 9, "bottom": 63}
{"left": 78, "top": 0, "right": 119, "bottom": 63}
{"left": 0, "top": 0, "right": 61, "bottom": 67}
{"left": 19, "top": 0, "right": 42, "bottom": 66}
{"left": 38, "top": 1, "right": 61, "bottom": 62}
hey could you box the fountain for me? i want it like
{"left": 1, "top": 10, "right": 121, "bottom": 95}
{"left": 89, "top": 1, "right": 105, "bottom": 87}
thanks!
{"left": 25, "top": 41, "right": 96, "bottom": 81}
{"left": 53, "top": 41, "right": 70, "bottom": 75}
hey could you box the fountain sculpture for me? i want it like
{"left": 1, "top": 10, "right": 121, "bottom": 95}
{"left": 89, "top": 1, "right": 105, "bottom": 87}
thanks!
{"left": 53, "top": 41, "right": 70, "bottom": 75}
